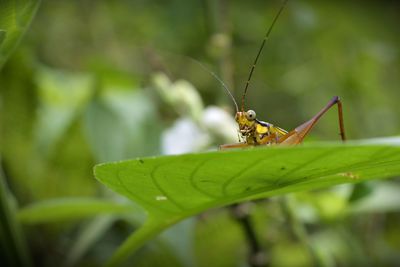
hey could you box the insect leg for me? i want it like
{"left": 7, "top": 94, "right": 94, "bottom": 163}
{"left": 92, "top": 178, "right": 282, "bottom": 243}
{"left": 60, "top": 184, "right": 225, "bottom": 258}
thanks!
{"left": 219, "top": 143, "right": 250, "bottom": 150}
{"left": 278, "top": 96, "right": 346, "bottom": 144}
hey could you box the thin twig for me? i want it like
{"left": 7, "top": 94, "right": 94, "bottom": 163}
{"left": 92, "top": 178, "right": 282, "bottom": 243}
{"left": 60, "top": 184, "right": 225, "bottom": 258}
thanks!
{"left": 230, "top": 203, "right": 269, "bottom": 267}
{"left": 0, "top": 158, "right": 32, "bottom": 267}
{"left": 280, "top": 196, "right": 324, "bottom": 267}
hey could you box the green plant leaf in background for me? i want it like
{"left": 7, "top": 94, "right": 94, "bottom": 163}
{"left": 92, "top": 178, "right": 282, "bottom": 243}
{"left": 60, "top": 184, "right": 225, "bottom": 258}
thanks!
{"left": 85, "top": 89, "right": 161, "bottom": 162}
{"left": 34, "top": 67, "right": 95, "bottom": 155}
{"left": 0, "top": 1, "right": 40, "bottom": 266}
{"left": 0, "top": 163, "right": 32, "bottom": 267}
{"left": 17, "top": 197, "right": 138, "bottom": 224}
{"left": 0, "top": 0, "right": 41, "bottom": 68}
{"left": 94, "top": 138, "right": 400, "bottom": 266}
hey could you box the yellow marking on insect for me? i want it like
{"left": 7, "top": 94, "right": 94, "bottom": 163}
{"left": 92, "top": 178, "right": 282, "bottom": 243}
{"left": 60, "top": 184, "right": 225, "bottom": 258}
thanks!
{"left": 256, "top": 124, "right": 268, "bottom": 134}
{"left": 275, "top": 127, "right": 288, "bottom": 136}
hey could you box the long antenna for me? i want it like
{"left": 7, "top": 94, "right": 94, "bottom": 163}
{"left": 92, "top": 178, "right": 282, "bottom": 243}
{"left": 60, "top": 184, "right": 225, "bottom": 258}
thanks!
{"left": 241, "top": 0, "right": 289, "bottom": 111}
{"left": 189, "top": 58, "right": 239, "bottom": 113}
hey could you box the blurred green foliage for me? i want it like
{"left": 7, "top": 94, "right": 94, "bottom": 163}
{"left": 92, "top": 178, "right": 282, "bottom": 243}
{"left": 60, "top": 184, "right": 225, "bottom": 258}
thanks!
{"left": 0, "top": 0, "right": 399, "bottom": 266}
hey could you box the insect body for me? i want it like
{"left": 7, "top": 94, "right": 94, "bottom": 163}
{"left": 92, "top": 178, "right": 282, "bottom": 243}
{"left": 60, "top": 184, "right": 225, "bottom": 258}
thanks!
{"left": 235, "top": 110, "right": 288, "bottom": 145}
{"left": 220, "top": 0, "right": 346, "bottom": 149}
{"left": 222, "top": 96, "right": 346, "bottom": 149}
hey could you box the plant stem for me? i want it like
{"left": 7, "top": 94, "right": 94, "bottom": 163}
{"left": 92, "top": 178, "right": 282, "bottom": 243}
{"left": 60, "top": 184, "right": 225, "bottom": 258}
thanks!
{"left": 205, "top": 0, "right": 235, "bottom": 103}
{"left": 280, "top": 196, "right": 325, "bottom": 267}
{"left": 230, "top": 203, "right": 269, "bottom": 267}
{"left": 105, "top": 216, "right": 180, "bottom": 267}
{"left": 0, "top": 159, "right": 32, "bottom": 267}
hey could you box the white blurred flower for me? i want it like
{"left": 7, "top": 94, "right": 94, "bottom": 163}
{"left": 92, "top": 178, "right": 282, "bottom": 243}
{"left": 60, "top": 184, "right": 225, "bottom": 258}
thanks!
{"left": 153, "top": 73, "right": 204, "bottom": 121}
{"left": 155, "top": 73, "right": 241, "bottom": 153}
{"left": 202, "top": 106, "right": 238, "bottom": 143}
{"left": 162, "top": 117, "right": 210, "bottom": 155}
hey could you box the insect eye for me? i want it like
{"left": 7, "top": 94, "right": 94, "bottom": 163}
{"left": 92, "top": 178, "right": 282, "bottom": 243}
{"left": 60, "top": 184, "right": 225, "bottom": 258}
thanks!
{"left": 246, "top": 110, "right": 256, "bottom": 121}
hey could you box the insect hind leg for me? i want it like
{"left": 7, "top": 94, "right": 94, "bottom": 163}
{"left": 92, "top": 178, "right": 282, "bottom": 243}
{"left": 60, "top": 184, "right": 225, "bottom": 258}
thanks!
{"left": 279, "top": 96, "right": 346, "bottom": 144}
{"left": 319, "top": 96, "right": 346, "bottom": 141}
{"left": 335, "top": 97, "right": 346, "bottom": 141}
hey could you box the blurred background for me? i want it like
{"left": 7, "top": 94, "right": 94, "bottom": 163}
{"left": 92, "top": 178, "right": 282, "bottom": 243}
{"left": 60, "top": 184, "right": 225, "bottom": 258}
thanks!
{"left": 1, "top": 0, "right": 400, "bottom": 266}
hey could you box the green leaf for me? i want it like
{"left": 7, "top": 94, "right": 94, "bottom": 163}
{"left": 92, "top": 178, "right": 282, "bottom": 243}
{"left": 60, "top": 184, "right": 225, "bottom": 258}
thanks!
{"left": 94, "top": 139, "right": 400, "bottom": 266}
{"left": 65, "top": 215, "right": 116, "bottom": 267}
{"left": 0, "top": 0, "right": 41, "bottom": 68}
{"left": 84, "top": 90, "right": 161, "bottom": 162}
{"left": 349, "top": 181, "right": 400, "bottom": 214}
{"left": 34, "top": 67, "right": 95, "bottom": 155}
{"left": 18, "top": 198, "right": 138, "bottom": 224}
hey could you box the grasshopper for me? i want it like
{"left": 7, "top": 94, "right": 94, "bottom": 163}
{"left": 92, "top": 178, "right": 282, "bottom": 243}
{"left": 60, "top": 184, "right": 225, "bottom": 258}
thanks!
{"left": 220, "top": 0, "right": 346, "bottom": 149}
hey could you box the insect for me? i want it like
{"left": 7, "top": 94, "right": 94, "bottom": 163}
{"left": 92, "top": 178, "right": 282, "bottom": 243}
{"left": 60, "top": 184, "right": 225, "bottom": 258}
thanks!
{"left": 219, "top": 0, "right": 346, "bottom": 149}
